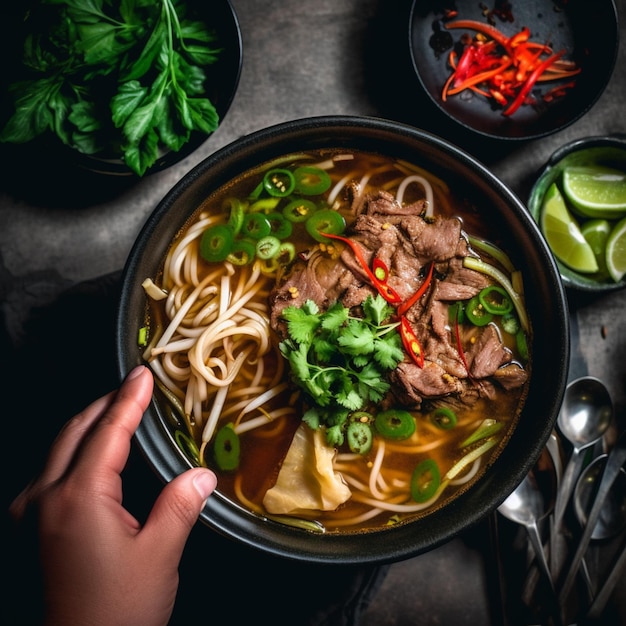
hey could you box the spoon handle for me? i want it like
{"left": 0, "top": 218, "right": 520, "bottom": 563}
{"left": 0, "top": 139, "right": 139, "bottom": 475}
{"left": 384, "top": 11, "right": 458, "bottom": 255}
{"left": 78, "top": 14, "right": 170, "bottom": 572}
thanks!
{"left": 585, "top": 539, "right": 626, "bottom": 620}
{"left": 550, "top": 447, "right": 585, "bottom": 579}
{"left": 558, "top": 436, "right": 626, "bottom": 606}
{"left": 527, "top": 522, "right": 555, "bottom": 592}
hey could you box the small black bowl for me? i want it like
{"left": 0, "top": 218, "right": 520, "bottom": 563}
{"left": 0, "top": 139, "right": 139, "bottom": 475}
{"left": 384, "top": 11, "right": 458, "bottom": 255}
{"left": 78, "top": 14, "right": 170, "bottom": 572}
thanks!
{"left": 408, "top": 0, "right": 619, "bottom": 141}
{"left": 0, "top": 0, "right": 242, "bottom": 177}
{"left": 527, "top": 135, "right": 626, "bottom": 292}
{"left": 116, "top": 116, "right": 570, "bottom": 565}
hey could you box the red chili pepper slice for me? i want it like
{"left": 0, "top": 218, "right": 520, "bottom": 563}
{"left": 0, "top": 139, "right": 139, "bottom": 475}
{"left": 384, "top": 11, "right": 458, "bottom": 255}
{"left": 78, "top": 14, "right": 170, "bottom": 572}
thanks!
{"left": 400, "top": 316, "right": 424, "bottom": 368}
{"left": 321, "top": 232, "right": 402, "bottom": 304}
{"left": 502, "top": 50, "right": 565, "bottom": 116}
{"left": 397, "top": 262, "right": 434, "bottom": 317}
{"left": 372, "top": 257, "right": 389, "bottom": 283}
{"left": 441, "top": 20, "right": 579, "bottom": 116}
{"left": 453, "top": 305, "right": 473, "bottom": 380}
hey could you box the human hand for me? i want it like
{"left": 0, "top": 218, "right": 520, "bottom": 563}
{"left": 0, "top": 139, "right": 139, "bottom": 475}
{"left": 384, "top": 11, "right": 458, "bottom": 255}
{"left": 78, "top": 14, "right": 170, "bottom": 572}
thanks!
{"left": 9, "top": 365, "right": 217, "bottom": 626}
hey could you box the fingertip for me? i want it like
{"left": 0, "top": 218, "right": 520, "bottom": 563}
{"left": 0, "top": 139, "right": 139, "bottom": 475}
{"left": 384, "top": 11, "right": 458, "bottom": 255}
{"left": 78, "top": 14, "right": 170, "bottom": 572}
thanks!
{"left": 125, "top": 364, "right": 147, "bottom": 382}
{"left": 192, "top": 469, "right": 218, "bottom": 507}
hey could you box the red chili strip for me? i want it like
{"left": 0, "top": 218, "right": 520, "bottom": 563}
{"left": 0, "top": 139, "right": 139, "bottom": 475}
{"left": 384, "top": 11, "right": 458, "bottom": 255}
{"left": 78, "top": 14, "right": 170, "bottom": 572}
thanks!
{"left": 503, "top": 49, "right": 565, "bottom": 116}
{"left": 321, "top": 232, "right": 402, "bottom": 304}
{"left": 453, "top": 306, "right": 473, "bottom": 380}
{"left": 400, "top": 316, "right": 425, "bottom": 368}
{"left": 397, "top": 262, "right": 434, "bottom": 317}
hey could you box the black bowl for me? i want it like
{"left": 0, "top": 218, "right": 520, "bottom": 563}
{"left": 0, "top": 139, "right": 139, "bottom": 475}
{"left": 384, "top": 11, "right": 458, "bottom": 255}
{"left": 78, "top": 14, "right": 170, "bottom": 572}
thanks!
{"left": 0, "top": 0, "right": 242, "bottom": 177}
{"left": 528, "top": 135, "right": 626, "bottom": 292}
{"left": 116, "top": 116, "right": 570, "bottom": 564}
{"left": 408, "top": 0, "right": 619, "bottom": 141}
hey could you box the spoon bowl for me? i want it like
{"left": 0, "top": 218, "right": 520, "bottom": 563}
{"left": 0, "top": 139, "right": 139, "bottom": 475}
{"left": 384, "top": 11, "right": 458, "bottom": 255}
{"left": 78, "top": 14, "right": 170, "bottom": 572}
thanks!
{"left": 499, "top": 446, "right": 558, "bottom": 591}
{"left": 553, "top": 377, "right": 613, "bottom": 531}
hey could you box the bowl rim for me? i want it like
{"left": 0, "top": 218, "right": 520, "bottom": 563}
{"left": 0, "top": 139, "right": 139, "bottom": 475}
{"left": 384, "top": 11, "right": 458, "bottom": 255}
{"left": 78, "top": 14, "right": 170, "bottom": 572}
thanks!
{"left": 527, "top": 133, "right": 626, "bottom": 293}
{"left": 116, "top": 114, "right": 570, "bottom": 564}
{"left": 407, "top": 0, "right": 620, "bottom": 141}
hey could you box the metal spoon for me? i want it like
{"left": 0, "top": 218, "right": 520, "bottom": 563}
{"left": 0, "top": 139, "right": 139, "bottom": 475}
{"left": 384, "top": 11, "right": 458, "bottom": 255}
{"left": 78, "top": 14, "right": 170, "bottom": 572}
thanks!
{"left": 558, "top": 433, "right": 626, "bottom": 606}
{"left": 574, "top": 453, "right": 626, "bottom": 542}
{"left": 550, "top": 377, "right": 613, "bottom": 576}
{"left": 499, "top": 446, "right": 558, "bottom": 593}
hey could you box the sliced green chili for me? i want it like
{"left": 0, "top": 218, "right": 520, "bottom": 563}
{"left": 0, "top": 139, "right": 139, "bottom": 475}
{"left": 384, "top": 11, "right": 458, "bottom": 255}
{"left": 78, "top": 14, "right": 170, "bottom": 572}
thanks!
{"left": 275, "top": 241, "right": 296, "bottom": 265}
{"left": 226, "top": 239, "right": 256, "bottom": 266}
{"left": 263, "top": 168, "right": 296, "bottom": 197}
{"left": 465, "top": 294, "right": 493, "bottom": 326}
{"left": 267, "top": 212, "right": 293, "bottom": 239}
{"left": 347, "top": 421, "right": 373, "bottom": 454}
{"left": 213, "top": 423, "right": 240, "bottom": 471}
{"left": 200, "top": 224, "right": 234, "bottom": 262}
{"left": 224, "top": 198, "right": 246, "bottom": 235}
{"left": 375, "top": 409, "right": 416, "bottom": 440}
{"left": 241, "top": 213, "right": 271, "bottom": 239}
{"left": 431, "top": 407, "right": 457, "bottom": 430}
{"left": 305, "top": 209, "right": 346, "bottom": 242}
{"left": 293, "top": 166, "right": 332, "bottom": 195}
{"left": 411, "top": 459, "right": 441, "bottom": 503}
{"left": 256, "top": 235, "right": 281, "bottom": 260}
{"left": 283, "top": 198, "right": 318, "bottom": 223}
{"left": 478, "top": 285, "right": 513, "bottom": 315}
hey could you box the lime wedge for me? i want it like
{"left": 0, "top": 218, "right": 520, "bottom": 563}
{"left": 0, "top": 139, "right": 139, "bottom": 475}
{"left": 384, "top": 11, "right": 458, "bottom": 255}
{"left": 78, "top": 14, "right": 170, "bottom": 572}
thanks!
{"left": 540, "top": 183, "right": 599, "bottom": 273}
{"left": 581, "top": 219, "right": 611, "bottom": 277}
{"left": 562, "top": 165, "right": 626, "bottom": 218}
{"left": 605, "top": 216, "right": 626, "bottom": 282}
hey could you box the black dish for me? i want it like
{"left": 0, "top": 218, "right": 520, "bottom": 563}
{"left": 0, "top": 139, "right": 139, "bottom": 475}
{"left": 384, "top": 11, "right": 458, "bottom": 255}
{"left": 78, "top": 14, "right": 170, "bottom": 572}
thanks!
{"left": 0, "top": 0, "right": 243, "bottom": 177}
{"left": 409, "top": 0, "right": 619, "bottom": 141}
{"left": 116, "top": 116, "right": 570, "bottom": 564}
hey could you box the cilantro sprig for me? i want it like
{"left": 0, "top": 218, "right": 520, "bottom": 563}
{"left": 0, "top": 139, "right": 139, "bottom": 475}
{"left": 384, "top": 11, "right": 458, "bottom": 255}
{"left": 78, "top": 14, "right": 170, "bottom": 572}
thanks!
{"left": 1, "top": 0, "right": 222, "bottom": 176}
{"left": 279, "top": 295, "right": 404, "bottom": 446}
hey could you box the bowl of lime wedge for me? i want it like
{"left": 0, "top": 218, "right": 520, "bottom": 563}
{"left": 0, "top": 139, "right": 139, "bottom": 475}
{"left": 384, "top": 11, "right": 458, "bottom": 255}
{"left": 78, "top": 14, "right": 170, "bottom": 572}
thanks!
{"left": 528, "top": 135, "right": 626, "bottom": 292}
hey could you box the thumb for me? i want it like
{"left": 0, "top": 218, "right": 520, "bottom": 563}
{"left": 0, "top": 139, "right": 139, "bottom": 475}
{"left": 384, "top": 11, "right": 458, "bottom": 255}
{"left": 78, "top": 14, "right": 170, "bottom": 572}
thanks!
{"left": 140, "top": 468, "right": 217, "bottom": 562}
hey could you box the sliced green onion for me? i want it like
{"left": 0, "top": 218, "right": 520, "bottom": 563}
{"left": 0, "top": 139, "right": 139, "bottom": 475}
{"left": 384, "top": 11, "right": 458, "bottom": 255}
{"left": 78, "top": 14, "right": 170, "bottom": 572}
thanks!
{"left": 501, "top": 312, "right": 520, "bottom": 335}
{"left": 467, "top": 235, "right": 515, "bottom": 273}
{"left": 138, "top": 326, "right": 148, "bottom": 346}
{"left": 265, "top": 514, "right": 326, "bottom": 533}
{"left": 446, "top": 438, "right": 497, "bottom": 480}
{"left": 461, "top": 418, "right": 502, "bottom": 448}
{"left": 175, "top": 430, "right": 200, "bottom": 464}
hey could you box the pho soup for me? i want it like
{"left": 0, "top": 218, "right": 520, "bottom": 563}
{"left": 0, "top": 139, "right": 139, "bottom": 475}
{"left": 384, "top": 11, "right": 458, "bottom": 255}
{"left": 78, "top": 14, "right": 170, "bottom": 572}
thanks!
{"left": 139, "top": 149, "right": 531, "bottom": 533}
